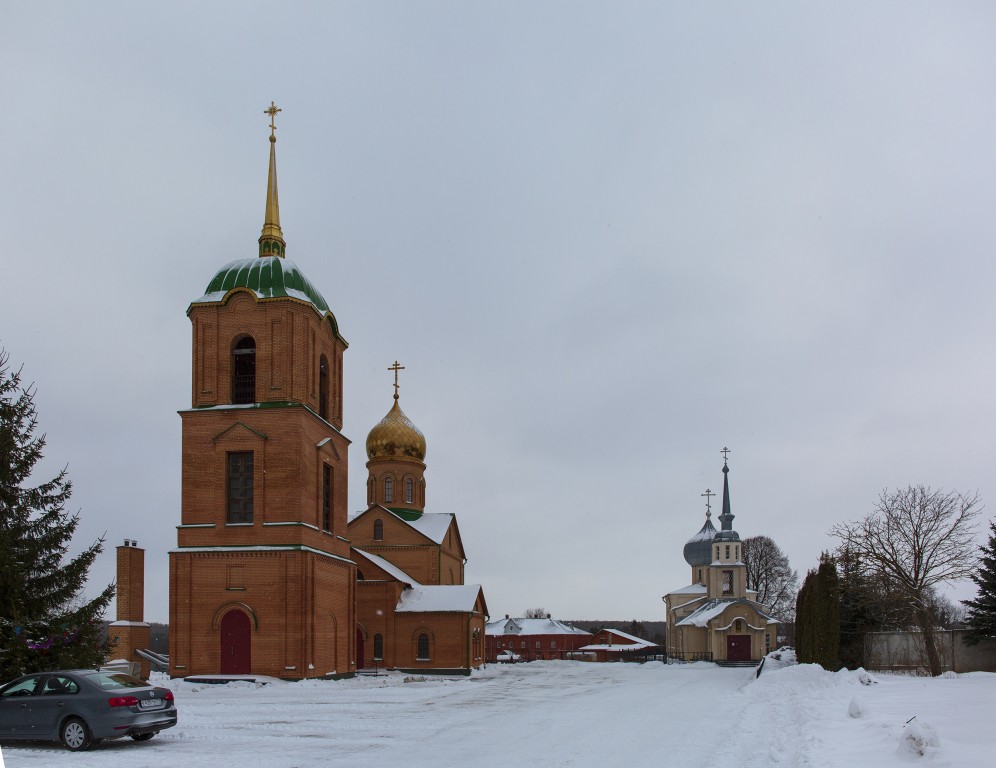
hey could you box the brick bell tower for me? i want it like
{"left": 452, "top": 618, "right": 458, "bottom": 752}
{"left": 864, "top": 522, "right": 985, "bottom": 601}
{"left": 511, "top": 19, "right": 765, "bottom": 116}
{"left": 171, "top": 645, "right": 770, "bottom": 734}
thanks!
{"left": 169, "top": 103, "right": 356, "bottom": 680}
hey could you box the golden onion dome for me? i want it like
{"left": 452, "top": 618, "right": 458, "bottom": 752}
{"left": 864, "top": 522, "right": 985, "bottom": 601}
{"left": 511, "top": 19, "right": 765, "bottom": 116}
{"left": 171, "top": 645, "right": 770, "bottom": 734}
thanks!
{"left": 365, "top": 399, "right": 427, "bottom": 461}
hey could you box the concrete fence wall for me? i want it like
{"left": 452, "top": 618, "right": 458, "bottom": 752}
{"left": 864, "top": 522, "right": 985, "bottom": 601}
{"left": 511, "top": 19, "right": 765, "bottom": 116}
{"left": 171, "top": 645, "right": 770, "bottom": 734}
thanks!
{"left": 864, "top": 629, "right": 996, "bottom": 674}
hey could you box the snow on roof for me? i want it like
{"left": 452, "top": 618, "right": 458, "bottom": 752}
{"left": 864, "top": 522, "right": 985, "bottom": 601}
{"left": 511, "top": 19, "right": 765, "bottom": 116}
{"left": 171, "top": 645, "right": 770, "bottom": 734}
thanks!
{"left": 353, "top": 549, "right": 418, "bottom": 586}
{"left": 578, "top": 641, "right": 656, "bottom": 652}
{"left": 676, "top": 599, "right": 777, "bottom": 628}
{"left": 404, "top": 513, "right": 454, "bottom": 544}
{"left": 485, "top": 617, "right": 591, "bottom": 637}
{"left": 395, "top": 584, "right": 483, "bottom": 613}
{"left": 600, "top": 628, "right": 655, "bottom": 645}
{"left": 669, "top": 583, "right": 708, "bottom": 595}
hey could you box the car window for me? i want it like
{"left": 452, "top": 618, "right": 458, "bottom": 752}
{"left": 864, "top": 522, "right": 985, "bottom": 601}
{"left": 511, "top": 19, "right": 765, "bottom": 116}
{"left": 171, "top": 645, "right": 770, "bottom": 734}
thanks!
{"left": 42, "top": 675, "right": 79, "bottom": 695}
{"left": 1, "top": 676, "right": 43, "bottom": 698}
{"left": 84, "top": 672, "right": 148, "bottom": 690}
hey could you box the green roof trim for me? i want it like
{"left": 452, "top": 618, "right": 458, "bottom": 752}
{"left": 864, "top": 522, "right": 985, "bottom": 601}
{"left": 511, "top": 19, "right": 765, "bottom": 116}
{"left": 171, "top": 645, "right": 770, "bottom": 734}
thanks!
{"left": 388, "top": 507, "right": 424, "bottom": 522}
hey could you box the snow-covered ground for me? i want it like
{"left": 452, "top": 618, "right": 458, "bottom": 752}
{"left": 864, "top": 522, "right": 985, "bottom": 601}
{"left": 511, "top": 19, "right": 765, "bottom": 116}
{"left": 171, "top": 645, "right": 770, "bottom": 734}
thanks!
{"left": 2, "top": 661, "right": 993, "bottom": 767}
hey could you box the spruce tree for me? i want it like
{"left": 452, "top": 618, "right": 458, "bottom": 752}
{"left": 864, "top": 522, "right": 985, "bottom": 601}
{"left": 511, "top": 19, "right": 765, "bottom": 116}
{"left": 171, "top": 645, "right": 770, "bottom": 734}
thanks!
{"left": 795, "top": 569, "right": 816, "bottom": 662}
{"left": 794, "top": 554, "right": 840, "bottom": 669}
{"left": 0, "top": 349, "right": 114, "bottom": 680}
{"left": 963, "top": 520, "right": 996, "bottom": 645}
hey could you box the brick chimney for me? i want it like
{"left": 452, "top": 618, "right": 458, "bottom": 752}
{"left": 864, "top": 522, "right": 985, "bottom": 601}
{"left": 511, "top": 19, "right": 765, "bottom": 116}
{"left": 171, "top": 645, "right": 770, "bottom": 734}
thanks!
{"left": 111, "top": 539, "right": 151, "bottom": 678}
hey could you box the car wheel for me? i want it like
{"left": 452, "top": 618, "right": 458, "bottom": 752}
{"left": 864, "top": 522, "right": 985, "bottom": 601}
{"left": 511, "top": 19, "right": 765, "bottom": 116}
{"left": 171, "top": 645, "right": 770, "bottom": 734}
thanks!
{"left": 60, "top": 717, "right": 94, "bottom": 751}
{"left": 131, "top": 732, "right": 156, "bottom": 742}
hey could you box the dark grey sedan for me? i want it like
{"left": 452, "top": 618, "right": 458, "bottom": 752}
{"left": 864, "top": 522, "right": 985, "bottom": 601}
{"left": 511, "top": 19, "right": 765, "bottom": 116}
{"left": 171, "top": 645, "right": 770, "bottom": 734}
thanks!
{"left": 0, "top": 669, "right": 177, "bottom": 750}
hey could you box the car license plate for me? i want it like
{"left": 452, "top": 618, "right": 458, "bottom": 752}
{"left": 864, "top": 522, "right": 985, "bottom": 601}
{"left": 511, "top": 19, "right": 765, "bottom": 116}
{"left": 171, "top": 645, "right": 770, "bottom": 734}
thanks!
{"left": 140, "top": 698, "right": 162, "bottom": 709}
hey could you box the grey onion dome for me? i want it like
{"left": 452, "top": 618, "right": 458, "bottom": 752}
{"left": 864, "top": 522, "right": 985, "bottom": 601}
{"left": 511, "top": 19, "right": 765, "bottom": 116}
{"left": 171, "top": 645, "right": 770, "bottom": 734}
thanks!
{"left": 683, "top": 516, "right": 717, "bottom": 566}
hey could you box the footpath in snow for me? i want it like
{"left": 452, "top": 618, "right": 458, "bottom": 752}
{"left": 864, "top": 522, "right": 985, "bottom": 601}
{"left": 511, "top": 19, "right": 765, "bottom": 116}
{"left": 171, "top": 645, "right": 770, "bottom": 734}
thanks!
{"left": 1, "top": 660, "right": 993, "bottom": 767}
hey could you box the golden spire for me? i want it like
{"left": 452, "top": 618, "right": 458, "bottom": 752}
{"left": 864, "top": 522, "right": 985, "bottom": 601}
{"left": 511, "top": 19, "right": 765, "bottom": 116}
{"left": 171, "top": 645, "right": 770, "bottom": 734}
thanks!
{"left": 259, "top": 101, "right": 286, "bottom": 258}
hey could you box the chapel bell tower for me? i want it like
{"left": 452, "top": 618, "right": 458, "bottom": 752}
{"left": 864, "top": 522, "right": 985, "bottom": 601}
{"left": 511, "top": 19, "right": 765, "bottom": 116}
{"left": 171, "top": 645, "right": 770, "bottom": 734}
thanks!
{"left": 169, "top": 104, "right": 356, "bottom": 680}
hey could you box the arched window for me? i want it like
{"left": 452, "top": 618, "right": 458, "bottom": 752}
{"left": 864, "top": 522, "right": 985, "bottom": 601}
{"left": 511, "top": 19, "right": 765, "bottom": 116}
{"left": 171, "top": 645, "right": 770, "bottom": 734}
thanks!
{"left": 384, "top": 477, "right": 393, "bottom": 503}
{"left": 232, "top": 336, "right": 256, "bottom": 404}
{"left": 417, "top": 633, "right": 430, "bottom": 660}
{"left": 319, "top": 355, "right": 329, "bottom": 420}
{"left": 373, "top": 519, "right": 383, "bottom": 541}
{"left": 405, "top": 477, "right": 414, "bottom": 504}
{"left": 373, "top": 633, "right": 383, "bottom": 661}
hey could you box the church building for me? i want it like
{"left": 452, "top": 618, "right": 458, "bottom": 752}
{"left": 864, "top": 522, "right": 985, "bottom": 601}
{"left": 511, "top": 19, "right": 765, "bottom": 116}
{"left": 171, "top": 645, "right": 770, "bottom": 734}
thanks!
{"left": 663, "top": 451, "right": 777, "bottom": 663}
{"left": 348, "top": 368, "right": 487, "bottom": 674}
{"left": 168, "top": 105, "right": 485, "bottom": 679}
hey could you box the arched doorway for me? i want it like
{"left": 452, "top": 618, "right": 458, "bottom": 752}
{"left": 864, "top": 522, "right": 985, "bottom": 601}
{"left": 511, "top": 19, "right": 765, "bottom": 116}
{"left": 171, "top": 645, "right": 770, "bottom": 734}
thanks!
{"left": 356, "top": 628, "right": 365, "bottom": 670}
{"left": 220, "top": 610, "right": 251, "bottom": 674}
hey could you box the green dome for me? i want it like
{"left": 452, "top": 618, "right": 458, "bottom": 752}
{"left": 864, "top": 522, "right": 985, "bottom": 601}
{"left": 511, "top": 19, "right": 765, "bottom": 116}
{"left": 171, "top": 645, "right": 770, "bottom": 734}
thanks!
{"left": 192, "top": 257, "right": 330, "bottom": 315}
{"left": 189, "top": 257, "right": 346, "bottom": 343}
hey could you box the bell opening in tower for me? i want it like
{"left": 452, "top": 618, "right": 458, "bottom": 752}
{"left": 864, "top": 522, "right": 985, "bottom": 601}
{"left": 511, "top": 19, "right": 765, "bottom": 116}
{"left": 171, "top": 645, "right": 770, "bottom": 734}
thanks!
{"left": 232, "top": 336, "right": 256, "bottom": 404}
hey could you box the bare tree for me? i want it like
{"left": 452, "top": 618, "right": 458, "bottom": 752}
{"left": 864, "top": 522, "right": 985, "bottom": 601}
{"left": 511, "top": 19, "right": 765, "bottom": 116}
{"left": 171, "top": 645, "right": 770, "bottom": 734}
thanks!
{"left": 523, "top": 607, "right": 548, "bottom": 619}
{"left": 742, "top": 535, "right": 799, "bottom": 620}
{"left": 831, "top": 485, "right": 982, "bottom": 676}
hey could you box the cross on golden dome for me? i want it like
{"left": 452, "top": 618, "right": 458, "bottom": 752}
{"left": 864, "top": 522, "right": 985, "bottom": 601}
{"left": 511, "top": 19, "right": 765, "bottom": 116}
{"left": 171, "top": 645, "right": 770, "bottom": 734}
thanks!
{"left": 388, "top": 360, "right": 405, "bottom": 400}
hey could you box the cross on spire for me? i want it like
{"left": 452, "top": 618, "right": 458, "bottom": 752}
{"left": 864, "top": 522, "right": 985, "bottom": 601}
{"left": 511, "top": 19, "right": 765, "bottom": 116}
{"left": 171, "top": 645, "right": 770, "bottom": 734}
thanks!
{"left": 721, "top": 446, "right": 731, "bottom": 465}
{"left": 264, "top": 101, "right": 282, "bottom": 139}
{"left": 701, "top": 488, "right": 715, "bottom": 517}
{"left": 388, "top": 360, "right": 405, "bottom": 400}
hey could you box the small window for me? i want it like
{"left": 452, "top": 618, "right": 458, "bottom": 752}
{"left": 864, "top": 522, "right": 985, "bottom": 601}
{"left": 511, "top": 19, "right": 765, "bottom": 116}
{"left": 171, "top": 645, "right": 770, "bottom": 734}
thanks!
{"left": 417, "top": 633, "right": 430, "bottom": 660}
{"left": 521, "top": 641, "right": 526, "bottom": 649}
{"left": 551, "top": 641, "right": 557, "bottom": 649}
{"left": 373, "top": 519, "right": 383, "bottom": 541}
{"left": 535, "top": 641, "right": 540, "bottom": 649}
{"left": 715, "top": 546, "right": 720, "bottom": 561}
{"left": 725, "top": 544, "right": 730, "bottom": 559}
{"left": 735, "top": 545, "right": 739, "bottom": 560}
{"left": 322, "top": 464, "right": 332, "bottom": 533}
{"left": 373, "top": 633, "right": 383, "bottom": 661}
{"left": 227, "top": 452, "right": 254, "bottom": 523}
{"left": 231, "top": 336, "right": 256, "bottom": 404}
{"left": 405, "top": 477, "right": 414, "bottom": 504}
{"left": 384, "top": 477, "right": 393, "bottom": 503}
{"left": 722, "top": 570, "right": 734, "bottom": 595}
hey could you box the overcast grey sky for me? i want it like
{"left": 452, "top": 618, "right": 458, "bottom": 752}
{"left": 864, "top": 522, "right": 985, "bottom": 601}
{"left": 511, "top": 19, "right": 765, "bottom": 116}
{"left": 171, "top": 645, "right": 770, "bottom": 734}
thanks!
{"left": 2, "top": 2, "right": 995, "bottom": 623}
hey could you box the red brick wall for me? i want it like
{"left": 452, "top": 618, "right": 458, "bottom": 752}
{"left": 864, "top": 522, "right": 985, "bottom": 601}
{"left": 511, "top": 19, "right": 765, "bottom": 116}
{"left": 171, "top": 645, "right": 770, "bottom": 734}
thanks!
{"left": 169, "top": 549, "right": 355, "bottom": 679}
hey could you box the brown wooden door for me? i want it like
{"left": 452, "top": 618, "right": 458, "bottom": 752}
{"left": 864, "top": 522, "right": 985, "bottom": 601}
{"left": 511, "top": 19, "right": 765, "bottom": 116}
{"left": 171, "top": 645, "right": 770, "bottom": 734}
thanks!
{"left": 727, "top": 634, "right": 751, "bottom": 662}
{"left": 355, "top": 628, "right": 365, "bottom": 670}
{"left": 220, "top": 610, "right": 251, "bottom": 674}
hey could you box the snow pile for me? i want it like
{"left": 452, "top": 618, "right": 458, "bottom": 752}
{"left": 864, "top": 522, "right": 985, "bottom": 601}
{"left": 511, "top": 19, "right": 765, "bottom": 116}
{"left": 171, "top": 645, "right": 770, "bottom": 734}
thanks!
{"left": 847, "top": 696, "right": 865, "bottom": 718}
{"left": 758, "top": 646, "right": 797, "bottom": 674}
{"left": 898, "top": 719, "right": 940, "bottom": 757}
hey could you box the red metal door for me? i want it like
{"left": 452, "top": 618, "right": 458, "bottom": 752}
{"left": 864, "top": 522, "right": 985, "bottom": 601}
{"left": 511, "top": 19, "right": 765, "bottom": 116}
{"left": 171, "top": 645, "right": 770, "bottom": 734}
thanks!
{"left": 220, "top": 610, "right": 251, "bottom": 674}
{"left": 356, "top": 629, "right": 365, "bottom": 670}
{"left": 726, "top": 634, "right": 751, "bottom": 662}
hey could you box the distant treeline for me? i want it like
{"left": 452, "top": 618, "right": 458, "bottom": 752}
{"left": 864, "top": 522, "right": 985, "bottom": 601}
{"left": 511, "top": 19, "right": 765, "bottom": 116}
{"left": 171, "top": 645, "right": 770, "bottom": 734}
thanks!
{"left": 565, "top": 620, "right": 665, "bottom": 646}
